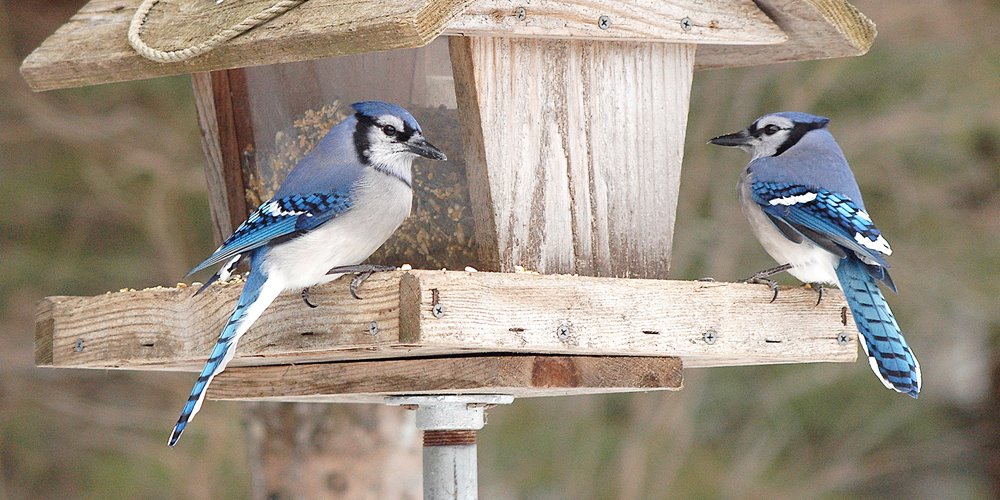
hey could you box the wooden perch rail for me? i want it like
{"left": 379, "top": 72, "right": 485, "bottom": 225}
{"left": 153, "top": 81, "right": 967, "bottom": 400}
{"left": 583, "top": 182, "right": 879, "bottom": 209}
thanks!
{"left": 36, "top": 270, "right": 858, "bottom": 373}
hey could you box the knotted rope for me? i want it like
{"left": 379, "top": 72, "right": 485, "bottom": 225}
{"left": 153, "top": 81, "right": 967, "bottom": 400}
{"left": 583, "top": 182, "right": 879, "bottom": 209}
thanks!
{"left": 128, "top": 0, "right": 307, "bottom": 62}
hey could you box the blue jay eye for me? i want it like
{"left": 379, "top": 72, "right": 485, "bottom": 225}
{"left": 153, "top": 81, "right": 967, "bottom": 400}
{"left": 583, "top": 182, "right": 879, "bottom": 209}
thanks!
{"left": 763, "top": 124, "right": 781, "bottom": 135}
{"left": 382, "top": 125, "right": 398, "bottom": 137}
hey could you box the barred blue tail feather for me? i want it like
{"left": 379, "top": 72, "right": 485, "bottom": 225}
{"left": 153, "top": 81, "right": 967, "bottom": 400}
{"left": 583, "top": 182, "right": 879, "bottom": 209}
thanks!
{"left": 836, "top": 257, "right": 921, "bottom": 398}
{"left": 169, "top": 264, "right": 283, "bottom": 446}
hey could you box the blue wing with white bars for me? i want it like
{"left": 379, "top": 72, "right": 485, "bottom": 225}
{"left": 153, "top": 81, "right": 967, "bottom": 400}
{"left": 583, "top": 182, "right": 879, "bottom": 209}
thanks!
{"left": 188, "top": 191, "right": 354, "bottom": 277}
{"left": 749, "top": 181, "right": 896, "bottom": 292}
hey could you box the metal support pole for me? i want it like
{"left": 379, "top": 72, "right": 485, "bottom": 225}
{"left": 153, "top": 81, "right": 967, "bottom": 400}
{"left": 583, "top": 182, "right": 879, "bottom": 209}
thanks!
{"left": 388, "top": 395, "right": 514, "bottom": 500}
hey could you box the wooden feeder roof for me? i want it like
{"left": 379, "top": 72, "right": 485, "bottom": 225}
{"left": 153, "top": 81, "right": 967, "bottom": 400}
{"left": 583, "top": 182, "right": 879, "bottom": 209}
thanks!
{"left": 21, "top": 0, "right": 875, "bottom": 91}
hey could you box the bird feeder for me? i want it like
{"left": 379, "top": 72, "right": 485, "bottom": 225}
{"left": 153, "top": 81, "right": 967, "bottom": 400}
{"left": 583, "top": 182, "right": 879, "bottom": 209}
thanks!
{"left": 24, "top": 0, "right": 877, "bottom": 497}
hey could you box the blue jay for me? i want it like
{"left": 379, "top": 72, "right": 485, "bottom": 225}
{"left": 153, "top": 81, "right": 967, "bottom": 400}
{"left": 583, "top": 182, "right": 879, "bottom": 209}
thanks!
{"left": 709, "top": 112, "right": 921, "bottom": 398}
{"left": 168, "top": 101, "right": 446, "bottom": 446}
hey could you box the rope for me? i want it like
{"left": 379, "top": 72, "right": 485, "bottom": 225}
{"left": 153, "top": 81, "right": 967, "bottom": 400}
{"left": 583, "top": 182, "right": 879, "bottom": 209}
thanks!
{"left": 128, "top": 0, "right": 307, "bottom": 63}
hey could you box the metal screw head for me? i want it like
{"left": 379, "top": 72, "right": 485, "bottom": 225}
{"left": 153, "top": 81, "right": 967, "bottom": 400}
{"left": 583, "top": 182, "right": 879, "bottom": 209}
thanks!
{"left": 598, "top": 15, "right": 611, "bottom": 30}
{"left": 703, "top": 329, "right": 717, "bottom": 344}
{"left": 514, "top": 6, "right": 526, "bottom": 21}
{"left": 680, "top": 17, "right": 692, "bottom": 31}
{"left": 368, "top": 321, "right": 380, "bottom": 336}
{"left": 75, "top": 339, "right": 85, "bottom": 352}
{"left": 432, "top": 303, "right": 445, "bottom": 318}
{"left": 556, "top": 323, "right": 571, "bottom": 340}
{"left": 837, "top": 332, "right": 850, "bottom": 345}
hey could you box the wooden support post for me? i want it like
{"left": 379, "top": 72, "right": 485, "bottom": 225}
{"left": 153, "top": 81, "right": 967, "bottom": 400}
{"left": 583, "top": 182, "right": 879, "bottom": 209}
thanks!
{"left": 191, "top": 71, "right": 421, "bottom": 499}
{"left": 450, "top": 36, "right": 694, "bottom": 278}
{"left": 196, "top": 69, "right": 253, "bottom": 237}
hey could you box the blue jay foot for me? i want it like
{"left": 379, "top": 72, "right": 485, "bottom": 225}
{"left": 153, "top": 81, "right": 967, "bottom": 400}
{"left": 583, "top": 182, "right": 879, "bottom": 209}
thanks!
{"left": 806, "top": 282, "right": 824, "bottom": 307}
{"left": 741, "top": 263, "right": 792, "bottom": 303}
{"left": 746, "top": 275, "right": 780, "bottom": 303}
{"left": 326, "top": 264, "right": 397, "bottom": 300}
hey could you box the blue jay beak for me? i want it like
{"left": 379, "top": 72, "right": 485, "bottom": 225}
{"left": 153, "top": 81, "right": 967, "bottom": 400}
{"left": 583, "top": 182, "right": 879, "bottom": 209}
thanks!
{"left": 407, "top": 136, "right": 447, "bottom": 161}
{"left": 708, "top": 129, "right": 752, "bottom": 147}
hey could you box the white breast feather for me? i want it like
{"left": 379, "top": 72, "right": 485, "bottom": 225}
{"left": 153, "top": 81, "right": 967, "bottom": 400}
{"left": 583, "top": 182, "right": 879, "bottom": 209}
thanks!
{"left": 261, "top": 170, "right": 412, "bottom": 290}
{"left": 739, "top": 178, "right": 841, "bottom": 285}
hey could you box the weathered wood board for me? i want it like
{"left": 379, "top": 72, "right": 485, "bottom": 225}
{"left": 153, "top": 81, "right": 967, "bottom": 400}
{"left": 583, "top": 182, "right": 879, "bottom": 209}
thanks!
{"left": 19, "top": 0, "right": 875, "bottom": 91}
{"left": 695, "top": 0, "right": 876, "bottom": 70}
{"left": 451, "top": 37, "right": 693, "bottom": 278}
{"left": 446, "top": 0, "right": 785, "bottom": 44}
{"left": 35, "top": 270, "right": 859, "bottom": 371}
{"left": 21, "top": 0, "right": 472, "bottom": 91}
{"left": 210, "top": 354, "right": 684, "bottom": 403}
{"left": 192, "top": 70, "right": 253, "bottom": 240}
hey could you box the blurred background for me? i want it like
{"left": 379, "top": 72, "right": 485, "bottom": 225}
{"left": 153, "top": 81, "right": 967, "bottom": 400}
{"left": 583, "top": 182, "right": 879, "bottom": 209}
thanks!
{"left": 2, "top": 0, "right": 998, "bottom": 498}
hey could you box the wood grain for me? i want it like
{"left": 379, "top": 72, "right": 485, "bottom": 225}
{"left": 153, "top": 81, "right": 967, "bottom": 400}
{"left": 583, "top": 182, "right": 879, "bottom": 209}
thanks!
{"left": 695, "top": 0, "right": 876, "bottom": 70}
{"left": 451, "top": 37, "right": 693, "bottom": 278}
{"left": 194, "top": 69, "right": 255, "bottom": 236}
{"left": 405, "top": 271, "right": 858, "bottom": 367}
{"left": 191, "top": 72, "right": 236, "bottom": 240}
{"left": 18, "top": 0, "right": 875, "bottom": 91}
{"left": 34, "top": 273, "right": 405, "bottom": 371}
{"left": 20, "top": 0, "right": 472, "bottom": 91}
{"left": 445, "top": 0, "right": 785, "bottom": 44}
{"left": 211, "top": 354, "right": 683, "bottom": 402}
{"left": 35, "top": 270, "right": 858, "bottom": 371}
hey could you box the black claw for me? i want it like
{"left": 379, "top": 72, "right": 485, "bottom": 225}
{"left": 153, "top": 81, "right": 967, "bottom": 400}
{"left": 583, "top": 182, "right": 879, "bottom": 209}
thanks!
{"left": 809, "top": 283, "right": 824, "bottom": 307}
{"left": 302, "top": 288, "right": 318, "bottom": 308}
{"left": 748, "top": 276, "right": 780, "bottom": 301}
{"left": 741, "top": 263, "right": 792, "bottom": 303}
{"left": 744, "top": 275, "right": 780, "bottom": 302}
{"left": 349, "top": 270, "right": 376, "bottom": 300}
{"left": 326, "top": 264, "right": 397, "bottom": 300}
